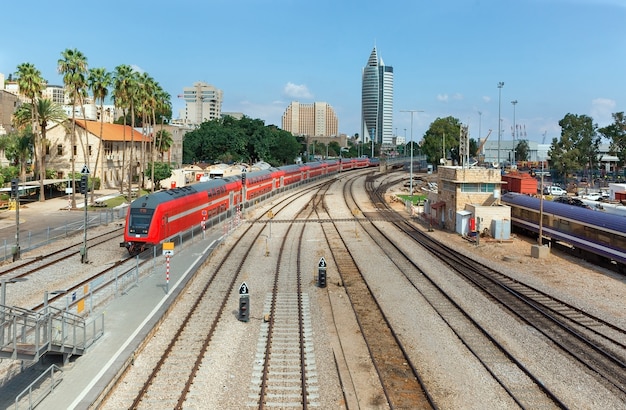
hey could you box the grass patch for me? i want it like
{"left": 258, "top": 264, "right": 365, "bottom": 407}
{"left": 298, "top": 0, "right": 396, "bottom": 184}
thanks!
{"left": 397, "top": 194, "right": 426, "bottom": 205}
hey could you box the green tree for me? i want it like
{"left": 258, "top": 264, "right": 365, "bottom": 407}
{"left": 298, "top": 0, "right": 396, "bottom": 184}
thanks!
{"left": 182, "top": 116, "right": 300, "bottom": 166}
{"left": 14, "top": 99, "right": 67, "bottom": 195}
{"left": 58, "top": 48, "right": 88, "bottom": 207}
{"left": 155, "top": 129, "right": 173, "bottom": 162}
{"left": 88, "top": 67, "right": 112, "bottom": 201}
{"left": 15, "top": 62, "right": 44, "bottom": 197}
{"left": 515, "top": 139, "right": 530, "bottom": 162}
{"left": 146, "top": 162, "right": 173, "bottom": 190}
{"left": 112, "top": 64, "right": 134, "bottom": 198}
{"left": 420, "top": 116, "right": 462, "bottom": 166}
{"left": 3, "top": 129, "right": 34, "bottom": 181}
{"left": 551, "top": 113, "right": 600, "bottom": 181}
{"left": 151, "top": 89, "right": 172, "bottom": 193}
{"left": 599, "top": 112, "right": 626, "bottom": 169}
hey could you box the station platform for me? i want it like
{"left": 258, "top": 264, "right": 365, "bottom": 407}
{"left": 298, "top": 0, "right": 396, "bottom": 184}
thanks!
{"left": 0, "top": 198, "right": 226, "bottom": 409}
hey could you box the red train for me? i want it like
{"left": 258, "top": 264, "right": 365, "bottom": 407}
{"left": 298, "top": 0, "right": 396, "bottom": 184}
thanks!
{"left": 120, "top": 158, "right": 375, "bottom": 254}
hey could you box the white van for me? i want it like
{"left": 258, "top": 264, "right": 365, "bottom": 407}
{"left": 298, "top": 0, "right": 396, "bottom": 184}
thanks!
{"left": 543, "top": 186, "right": 566, "bottom": 196}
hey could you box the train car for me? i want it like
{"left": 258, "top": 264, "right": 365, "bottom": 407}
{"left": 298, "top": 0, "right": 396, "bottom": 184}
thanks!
{"left": 306, "top": 161, "right": 326, "bottom": 179}
{"left": 340, "top": 158, "right": 355, "bottom": 171}
{"left": 243, "top": 168, "right": 277, "bottom": 201}
{"left": 121, "top": 177, "right": 241, "bottom": 254}
{"left": 501, "top": 192, "right": 626, "bottom": 269}
{"left": 282, "top": 164, "right": 307, "bottom": 186}
{"left": 121, "top": 159, "right": 374, "bottom": 255}
{"left": 325, "top": 159, "right": 341, "bottom": 174}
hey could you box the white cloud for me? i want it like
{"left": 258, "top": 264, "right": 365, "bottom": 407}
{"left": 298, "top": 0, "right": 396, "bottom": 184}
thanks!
{"left": 283, "top": 82, "right": 313, "bottom": 99}
{"left": 452, "top": 93, "right": 463, "bottom": 100}
{"left": 482, "top": 96, "right": 491, "bottom": 103}
{"left": 590, "top": 97, "right": 616, "bottom": 127}
{"left": 437, "top": 94, "right": 448, "bottom": 102}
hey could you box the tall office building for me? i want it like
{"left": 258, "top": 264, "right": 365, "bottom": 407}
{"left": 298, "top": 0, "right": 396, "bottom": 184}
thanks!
{"left": 281, "top": 101, "right": 338, "bottom": 137}
{"left": 361, "top": 47, "right": 393, "bottom": 146}
{"left": 181, "top": 81, "right": 223, "bottom": 125}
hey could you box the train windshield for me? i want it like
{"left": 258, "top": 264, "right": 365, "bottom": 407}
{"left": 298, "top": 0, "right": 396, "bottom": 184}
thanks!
{"left": 129, "top": 208, "right": 154, "bottom": 235}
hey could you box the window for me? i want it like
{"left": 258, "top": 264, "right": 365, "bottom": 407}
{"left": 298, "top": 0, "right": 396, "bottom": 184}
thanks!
{"left": 88, "top": 145, "right": 92, "bottom": 156}
{"left": 73, "top": 145, "right": 77, "bottom": 156}
{"left": 57, "top": 145, "right": 63, "bottom": 155}
{"left": 460, "top": 183, "right": 498, "bottom": 193}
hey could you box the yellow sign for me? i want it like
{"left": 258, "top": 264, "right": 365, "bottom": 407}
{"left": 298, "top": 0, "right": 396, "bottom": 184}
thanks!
{"left": 163, "top": 242, "right": 174, "bottom": 250}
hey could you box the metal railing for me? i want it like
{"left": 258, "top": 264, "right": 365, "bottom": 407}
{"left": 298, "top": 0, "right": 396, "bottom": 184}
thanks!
{"left": 14, "top": 364, "right": 63, "bottom": 410}
{"left": 0, "top": 207, "right": 126, "bottom": 263}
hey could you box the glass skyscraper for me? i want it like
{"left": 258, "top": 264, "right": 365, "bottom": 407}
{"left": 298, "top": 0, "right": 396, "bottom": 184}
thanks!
{"left": 361, "top": 47, "right": 394, "bottom": 147}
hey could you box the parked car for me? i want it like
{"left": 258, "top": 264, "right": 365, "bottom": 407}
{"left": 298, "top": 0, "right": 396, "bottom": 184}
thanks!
{"left": 543, "top": 185, "right": 567, "bottom": 196}
{"left": 554, "top": 196, "right": 592, "bottom": 209}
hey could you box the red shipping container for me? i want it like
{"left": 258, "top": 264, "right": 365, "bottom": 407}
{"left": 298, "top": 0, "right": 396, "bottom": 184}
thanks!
{"left": 501, "top": 173, "right": 536, "bottom": 195}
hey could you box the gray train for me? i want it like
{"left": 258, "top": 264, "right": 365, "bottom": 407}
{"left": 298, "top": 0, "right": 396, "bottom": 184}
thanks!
{"left": 501, "top": 192, "right": 626, "bottom": 272}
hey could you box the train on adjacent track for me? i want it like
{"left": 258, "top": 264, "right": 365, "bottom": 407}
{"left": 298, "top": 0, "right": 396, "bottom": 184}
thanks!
{"left": 121, "top": 158, "right": 374, "bottom": 255}
{"left": 501, "top": 192, "right": 626, "bottom": 271}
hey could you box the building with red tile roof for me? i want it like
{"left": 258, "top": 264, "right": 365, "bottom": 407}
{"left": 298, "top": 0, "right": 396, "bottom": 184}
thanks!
{"left": 46, "top": 119, "right": 156, "bottom": 190}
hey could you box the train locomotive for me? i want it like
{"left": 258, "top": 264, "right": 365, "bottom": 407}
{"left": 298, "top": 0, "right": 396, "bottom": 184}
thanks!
{"left": 501, "top": 192, "right": 626, "bottom": 270}
{"left": 120, "top": 158, "right": 375, "bottom": 255}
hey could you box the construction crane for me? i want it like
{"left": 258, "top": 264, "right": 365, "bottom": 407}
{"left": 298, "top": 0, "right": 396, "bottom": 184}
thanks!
{"left": 475, "top": 129, "right": 492, "bottom": 164}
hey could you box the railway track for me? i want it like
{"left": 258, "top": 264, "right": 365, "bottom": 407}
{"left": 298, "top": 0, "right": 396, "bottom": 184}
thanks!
{"left": 100, "top": 180, "right": 337, "bottom": 409}
{"left": 249, "top": 183, "right": 329, "bottom": 408}
{"left": 0, "top": 227, "right": 123, "bottom": 282}
{"left": 317, "top": 172, "right": 436, "bottom": 409}
{"left": 341, "top": 174, "right": 566, "bottom": 408}
{"left": 366, "top": 173, "right": 626, "bottom": 402}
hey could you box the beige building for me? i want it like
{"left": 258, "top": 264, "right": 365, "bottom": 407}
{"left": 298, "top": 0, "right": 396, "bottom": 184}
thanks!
{"left": 181, "top": 81, "right": 223, "bottom": 125}
{"left": 281, "top": 101, "right": 338, "bottom": 137}
{"left": 0, "top": 89, "right": 18, "bottom": 137}
{"left": 46, "top": 120, "right": 155, "bottom": 189}
{"left": 427, "top": 166, "right": 508, "bottom": 232}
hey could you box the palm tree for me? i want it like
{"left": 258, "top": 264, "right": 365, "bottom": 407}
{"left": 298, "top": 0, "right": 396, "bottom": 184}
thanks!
{"left": 112, "top": 64, "right": 134, "bottom": 199}
{"left": 58, "top": 48, "right": 88, "bottom": 208}
{"left": 151, "top": 89, "right": 171, "bottom": 193}
{"left": 136, "top": 72, "right": 154, "bottom": 189}
{"left": 14, "top": 100, "right": 67, "bottom": 188}
{"left": 88, "top": 67, "right": 112, "bottom": 201}
{"left": 32, "top": 100, "right": 67, "bottom": 197}
{"left": 155, "top": 129, "right": 173, "bottom": 162}
{"left": 15, "top": 62, "right": 45, "bottom": 200}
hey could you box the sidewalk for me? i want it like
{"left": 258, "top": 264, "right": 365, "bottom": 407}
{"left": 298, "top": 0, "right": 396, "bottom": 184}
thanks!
{"left": 1, "top": 226, "right": 224, "bottom": 409}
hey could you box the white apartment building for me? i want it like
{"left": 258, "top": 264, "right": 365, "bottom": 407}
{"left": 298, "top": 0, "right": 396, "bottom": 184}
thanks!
{"left": 181, "top": 81, "right": 223, "bottom": 125}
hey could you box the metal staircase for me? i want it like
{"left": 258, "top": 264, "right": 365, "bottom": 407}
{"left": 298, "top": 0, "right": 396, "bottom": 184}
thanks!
{"left": 0, "top": 304, "right": 104, "bottom": 363}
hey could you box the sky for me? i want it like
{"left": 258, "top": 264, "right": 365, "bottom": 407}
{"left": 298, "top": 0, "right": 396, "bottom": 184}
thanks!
{"left": 1, "top": 0, "right": 625, "bottom": 145}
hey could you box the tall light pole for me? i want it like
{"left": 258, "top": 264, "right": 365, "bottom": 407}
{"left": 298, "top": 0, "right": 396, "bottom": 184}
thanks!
{"left": 511, "top": 100, "right": 518, "bottom": 167}
{"left": 497, "top": 82, "right": 504, "bottom": 169}
{"left": 404, "top": 129, "right": 407, "bottom": 156}
{"left": 400, "top": 110, "right": 424, "bottom": 203}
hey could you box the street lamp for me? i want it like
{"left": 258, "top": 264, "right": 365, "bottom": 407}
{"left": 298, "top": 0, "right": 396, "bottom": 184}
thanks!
{"left": 400, "top": 110, "right": 424, "bottom": 203}
{"left": 511, "top": 100, "right": 518, "bottom": 167}
{"left": 497, "top": 82, "right": 504, "bottom": 169}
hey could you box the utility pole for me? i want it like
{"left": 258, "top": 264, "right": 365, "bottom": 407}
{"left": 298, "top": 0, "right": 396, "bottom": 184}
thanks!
{"left": 497, "top": 82, "right": 504, "bottom": 169}
{"left": 400, "top": 110, "right": 424, "bottom": 203}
